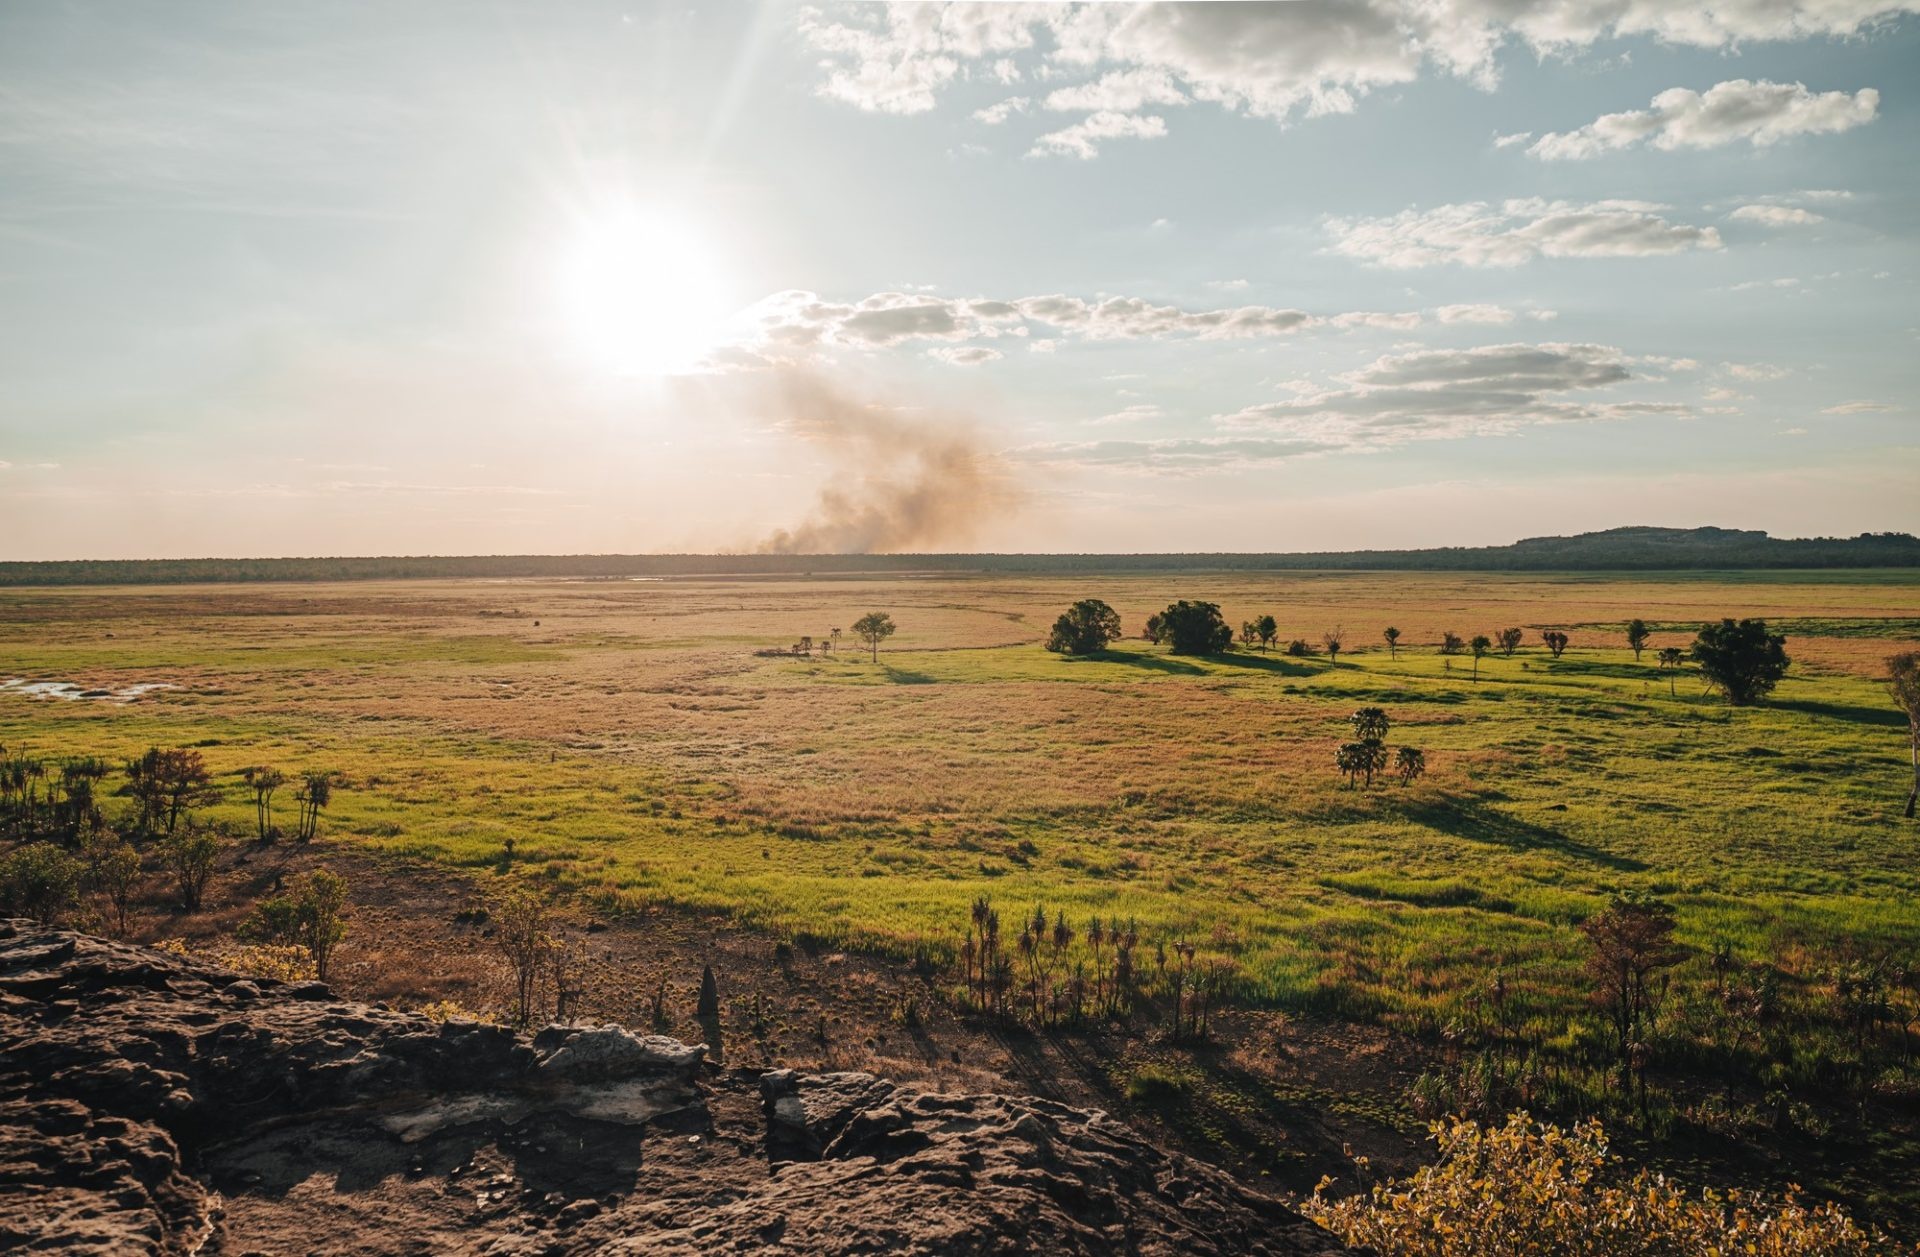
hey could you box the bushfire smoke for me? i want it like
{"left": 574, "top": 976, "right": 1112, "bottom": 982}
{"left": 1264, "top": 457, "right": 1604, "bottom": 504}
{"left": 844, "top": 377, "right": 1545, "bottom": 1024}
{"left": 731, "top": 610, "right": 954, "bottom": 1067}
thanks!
{"left": 755, "top": 369, "right": 1024, "bottom": 554}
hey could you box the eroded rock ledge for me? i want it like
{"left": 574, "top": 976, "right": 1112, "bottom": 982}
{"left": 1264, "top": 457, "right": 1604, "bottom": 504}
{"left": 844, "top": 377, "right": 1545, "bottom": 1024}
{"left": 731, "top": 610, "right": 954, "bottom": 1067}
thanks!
{"left": 0, "top": 921, "right": 1347, "bottom": 1255}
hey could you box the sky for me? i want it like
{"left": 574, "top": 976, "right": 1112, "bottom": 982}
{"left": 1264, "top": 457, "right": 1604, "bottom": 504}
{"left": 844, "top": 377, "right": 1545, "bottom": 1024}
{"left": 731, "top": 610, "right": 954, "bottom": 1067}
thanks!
{"left": 2, "top": 0, "right": 1917, "bottom": 559}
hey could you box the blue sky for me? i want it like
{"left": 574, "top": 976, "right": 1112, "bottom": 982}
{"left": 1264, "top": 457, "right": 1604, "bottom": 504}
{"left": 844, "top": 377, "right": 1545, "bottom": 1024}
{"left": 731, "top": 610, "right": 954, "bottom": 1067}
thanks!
{"left": 1, "top": 1, "right": 1916, "bottom": 558}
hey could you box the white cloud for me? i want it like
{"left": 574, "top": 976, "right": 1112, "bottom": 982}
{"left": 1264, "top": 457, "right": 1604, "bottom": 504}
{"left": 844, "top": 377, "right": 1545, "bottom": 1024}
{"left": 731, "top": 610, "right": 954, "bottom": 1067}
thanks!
{"left": 1089, "top": 403, "right": 1163, "bottom": 425}
{"left": 971, "top": 96, "right": 1029, "bottom": 125}
{"left": 1029, "top": 110, "right": 1167, "bottom": 159}
{"left": 1043, "top": 68, "right": 1188, "bottom": 112}
{"left": 1219, "top": 342, "right": 1684, "bottom": 446}
{"left": 1018, "top": 435, "right": 1337, "bottom": 473}
{"left": 800, "top": 2, "right": 1917, "bottom": 133}
{"left": 738, "top": 287, "right": 1456, "bottom": 361}
{"left": 1206, "top": 278, "right": 1251, "bottom": 291}
{"left": 1529, "top": 80, "right": 1878, "bottom": 160}
{"left": 1327, "top": 199, "right": 1723, "bottom": 268}
{"left": 1729, "top": 204, "right": 1824, "bottom": 226}
{"left": 927, "top": 345, "right": 1003, "bottom": 366}
{"left": 1493, "top": 131, "right": 1532, "bottom": 148}
{"left": 1722, "top": 362, "right": 1792, "bottom": 381}
{"left": 1435, "top": 303, "right": 1517, "bottom": 325}
{"left": 1822, "top": 400, "right": 1895, "bottom": 414}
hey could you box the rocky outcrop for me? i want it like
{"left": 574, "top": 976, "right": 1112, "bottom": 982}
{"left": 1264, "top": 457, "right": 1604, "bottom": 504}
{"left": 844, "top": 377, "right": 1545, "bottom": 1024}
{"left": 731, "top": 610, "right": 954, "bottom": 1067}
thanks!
{"left": 0, "top": 921, "right": 1347, "bottom": 1255}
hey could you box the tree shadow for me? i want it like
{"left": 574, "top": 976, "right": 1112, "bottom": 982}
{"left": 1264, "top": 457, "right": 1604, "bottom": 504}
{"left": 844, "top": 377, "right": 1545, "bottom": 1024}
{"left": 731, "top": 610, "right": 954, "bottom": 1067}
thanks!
{"left": 1770, "top": 698, "right": 1907, "bottom": 728}
{"left": 1403, "top": 797, "right": 1647, "bottom": 873}
{"left": 1091, "top": 651, "right": 1205, "bottom": 676}
{"left": 1213, "top": 652, "right": 1320, "bottom": 677}
{"left": 880, "top": 665, "right": 937, "bottom": 685}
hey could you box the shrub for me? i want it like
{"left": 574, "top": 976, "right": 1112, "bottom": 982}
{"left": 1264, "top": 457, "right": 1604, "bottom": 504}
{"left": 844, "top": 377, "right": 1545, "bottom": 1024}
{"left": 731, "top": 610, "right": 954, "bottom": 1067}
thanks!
{"left": 0, "top": 843, "right": 82, "bottom": 924}
{"left": 162, "top": 823, "right": 224, "bottom": 911}
{"left": 227, "top": 943, "right": 316, "bottom": 982}
{"left": 1303, "top": 1112, "right": 1901, "bottom": 1255}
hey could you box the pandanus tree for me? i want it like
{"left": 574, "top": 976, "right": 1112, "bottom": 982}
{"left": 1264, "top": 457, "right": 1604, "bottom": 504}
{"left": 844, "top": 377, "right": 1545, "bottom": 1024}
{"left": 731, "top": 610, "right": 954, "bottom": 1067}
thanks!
{"left": 1322, "top": 625, "right": 1344, "bottom": 667}
{"left": 1255, "top": 615, "right": 1278, "bottom": 652}
{"left": 1626, "top": 618, "right": 1652, "bottom": 661}
{"left": 1383, "top": 626, "right": 1401, "bottom": 659}
{"left": 1497, "top": 627, "right": 1524, "bottom": 658}
{"left": 1469, "top": 635, "right": 1492, "bottom": 681}
{"left": 1396, "top": 746, "right": 1426, "bottom": 786}
{"left": 242, "top": 765, "right": 286, "bottom": 844}
{"left": 1541, "top": 630, "right": 1569, "bottom": 659}
{"left": 295, "top": 771, "right": 334, "bottom": 843}
{"left": 1656, "top": 647, "right": 1686, "bottom": 698}
{"left": 851, "top": 611, "right": 897, "bottom": 663}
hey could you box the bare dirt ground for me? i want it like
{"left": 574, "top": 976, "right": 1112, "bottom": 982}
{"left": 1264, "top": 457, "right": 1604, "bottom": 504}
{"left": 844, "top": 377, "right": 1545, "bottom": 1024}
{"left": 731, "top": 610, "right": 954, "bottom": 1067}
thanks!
{"left": 144, "top": 836, "right": 1430, "bottom": 1205}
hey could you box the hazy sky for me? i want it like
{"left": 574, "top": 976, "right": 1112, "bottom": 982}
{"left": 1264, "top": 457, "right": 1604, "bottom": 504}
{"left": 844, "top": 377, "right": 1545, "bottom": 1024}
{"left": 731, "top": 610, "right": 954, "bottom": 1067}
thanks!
{"left": 3, "top": 1, "right": 1917, "bottom": 558}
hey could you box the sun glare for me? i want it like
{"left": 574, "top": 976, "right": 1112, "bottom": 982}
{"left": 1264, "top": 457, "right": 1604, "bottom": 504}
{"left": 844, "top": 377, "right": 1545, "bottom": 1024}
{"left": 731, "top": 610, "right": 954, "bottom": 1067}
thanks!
{"left": 554, "top": 205, "right": 735, "bottom": 376}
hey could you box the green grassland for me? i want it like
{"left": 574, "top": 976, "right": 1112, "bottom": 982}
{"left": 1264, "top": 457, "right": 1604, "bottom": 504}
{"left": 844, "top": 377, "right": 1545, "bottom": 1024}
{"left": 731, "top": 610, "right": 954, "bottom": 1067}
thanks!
{"left": 3, "top": 570, "right": 1919, "bottom": 1211}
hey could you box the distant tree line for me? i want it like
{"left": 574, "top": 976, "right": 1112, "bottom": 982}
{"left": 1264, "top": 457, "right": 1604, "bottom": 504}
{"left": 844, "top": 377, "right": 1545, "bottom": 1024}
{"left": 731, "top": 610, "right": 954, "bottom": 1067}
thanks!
{"left": 6, "top": 527, "right": 1917, "bottom": 586}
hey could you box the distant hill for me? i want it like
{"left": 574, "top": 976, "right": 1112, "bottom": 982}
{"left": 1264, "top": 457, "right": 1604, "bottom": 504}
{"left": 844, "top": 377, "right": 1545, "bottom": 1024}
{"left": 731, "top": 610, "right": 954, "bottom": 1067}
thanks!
{"left": 1, "top": 527, "right": 1916, "bottom": 586}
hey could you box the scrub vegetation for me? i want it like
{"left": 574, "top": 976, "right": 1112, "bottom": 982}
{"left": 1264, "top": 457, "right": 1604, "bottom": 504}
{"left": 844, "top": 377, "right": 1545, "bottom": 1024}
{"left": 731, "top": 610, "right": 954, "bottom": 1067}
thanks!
{"left": 2, "top": 568, "right": 1918, "bottom": 1232}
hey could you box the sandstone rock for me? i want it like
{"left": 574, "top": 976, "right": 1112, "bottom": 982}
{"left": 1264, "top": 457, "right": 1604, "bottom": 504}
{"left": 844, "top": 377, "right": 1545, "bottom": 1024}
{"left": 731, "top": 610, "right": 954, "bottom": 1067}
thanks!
{"left": 0, "top": 920, "right": 1348, "bottom": 1255}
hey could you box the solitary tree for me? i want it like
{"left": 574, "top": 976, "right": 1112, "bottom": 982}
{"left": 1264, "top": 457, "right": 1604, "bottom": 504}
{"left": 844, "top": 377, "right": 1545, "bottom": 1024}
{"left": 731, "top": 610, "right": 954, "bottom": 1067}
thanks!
{"left": 1581, "top": 892, "right": 1684, "bottom": 1101}
{"left": 1887, "top": 651, "right": 1920, "bottom": 818}
{"left": 1143, "top": 613, "right": 1166, "bottom": 645}
{"left": 242, "top": 766, "right": 286, "bottom": 844}
{"left": 1383, "top": 626, "right": 1401, "bottom": 660}
{"left": 851, "top": 611, "right": 897, "bottom": 663}
{"left": 1656, "top": 646, "right": 1686, "bottom": 698}
{"left": 294, "top": 771, "right": 334, "bottom": 843}
{"left": 1626, "top": 618, "right": 1652, "bottom": 662}
{"left": 1322, "top": 625, "right": 1345, "bottom": 667}
{"left": 1045, "top": 598, "right": 1123, "bottom": 655}
{"left": 1395, "top": 746, "right": 1427, "bottom": 786}
{"left": 1439, "top": 631, "right": 1464, "bottom": 656}
{"left": 1255, "top": 615, "right": 1278, "bottom": 652}
{"left": 1156, "top": 601, "right": 1234, "bottom": 655}
{"left": 151, "top": 749, "right": 219, "bottom": 835}
{"left": 1691, "top": 618, "right": 1790, "bottom": 707}
{"left": 298, "top": 868, "right": 349, "bottom": 982}
{"left": 491, "top": 885, "right": 553, "bottom": 1028}
{"left": 1239, "top": 620, "right": 1258, "bottom": 649}
{"left": 1541, "top": 630, "right": 1569, "bottom": 659}
{"left": 89, "top": 840, "right": 142, "bottom": 937}
{"left": 162, "top": 822, "right": 223, "bottom": 911}
{"left": 1497, "top": 627, "right": 1524, "bottom": 658}
{"left": 1468, "top": 634, "right": 1492, "bottom": 681}
{"left": 0, "top": 843, "right": 81, "bottom": 925}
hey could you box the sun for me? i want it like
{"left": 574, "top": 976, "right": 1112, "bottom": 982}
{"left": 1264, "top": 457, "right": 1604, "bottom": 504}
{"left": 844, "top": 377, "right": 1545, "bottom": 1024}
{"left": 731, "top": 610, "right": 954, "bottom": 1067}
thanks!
{"left": 553, "top": 205, "right": 736, "bottom": 376}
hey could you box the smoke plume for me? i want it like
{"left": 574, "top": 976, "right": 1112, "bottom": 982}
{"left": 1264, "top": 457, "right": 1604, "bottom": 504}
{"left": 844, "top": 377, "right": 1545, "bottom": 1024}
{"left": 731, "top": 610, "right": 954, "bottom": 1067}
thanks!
{"left": 755, "top": 369, "right": 1024, "bottom": 554}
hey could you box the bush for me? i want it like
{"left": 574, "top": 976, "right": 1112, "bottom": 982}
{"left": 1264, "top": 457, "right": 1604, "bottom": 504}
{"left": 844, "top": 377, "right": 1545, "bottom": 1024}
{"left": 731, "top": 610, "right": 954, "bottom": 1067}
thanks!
{"left": 1303, "top": 1112, "right": 1900, "bottom": 1255}
{"left": 162, "top": 823, "right": 225, "bottom": 911}
{"left": 226, "top": 943, "right": 316, "bottom": 982}
{"left": 0, "top": 843, "right": 82, "bottom": 924}
{"left": 1692, "top": 618, "right": 1790, "bottom": 707}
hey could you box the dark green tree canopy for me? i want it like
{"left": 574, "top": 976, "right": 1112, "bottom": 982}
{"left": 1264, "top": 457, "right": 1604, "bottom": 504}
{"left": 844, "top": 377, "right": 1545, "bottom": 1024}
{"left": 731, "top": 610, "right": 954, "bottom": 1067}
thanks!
{"left": 1691, "top": 618, "right": 1790, "bottom": 706}
{"left": 1156, "top": 600, "right": 1234, "bottom": 655}
{"left": 1045, "top": 598, "right": 1123, "bottom": 655}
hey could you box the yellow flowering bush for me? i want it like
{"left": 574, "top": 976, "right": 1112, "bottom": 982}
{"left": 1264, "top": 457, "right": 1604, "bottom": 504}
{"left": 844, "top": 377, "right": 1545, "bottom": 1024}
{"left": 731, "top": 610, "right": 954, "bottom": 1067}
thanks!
{"left": 1302, "top": 1112, "right": 1908, "bottom": 1256}
{"left": 224, "top": 942, "right": 316, "bottom": 983}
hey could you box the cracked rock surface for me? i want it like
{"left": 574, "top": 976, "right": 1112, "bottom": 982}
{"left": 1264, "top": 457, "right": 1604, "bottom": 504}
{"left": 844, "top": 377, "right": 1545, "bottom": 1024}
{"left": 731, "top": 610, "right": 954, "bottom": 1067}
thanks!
{"left": 0, "top": 921, "right": 1347, "bottom": 1255}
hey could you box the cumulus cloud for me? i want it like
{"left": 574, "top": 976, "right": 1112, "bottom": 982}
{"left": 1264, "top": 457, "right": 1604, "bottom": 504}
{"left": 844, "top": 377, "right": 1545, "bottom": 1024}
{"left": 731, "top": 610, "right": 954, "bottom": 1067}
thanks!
{"left": 1729, "top": 204, "right": 1824, "bottom": 226}
{"left": 1029, "top": 110, "right": 1168, "bottom": 158}
{"left": 1042, "top": 67, "right": 1188, "bottom": 112}
{"left": 1219, "top": 342, "right": 1686, "bottom": 446}
{"left": 1723, "top": 361, "right": 1792, "bottom": 381}
{"left": 1326, "top": 198, "right": 1723, "bottom": 268}
{"left": 1018, "top": 435, "right": 1337, "bottom": 473}
{"left": 1435, "top": 303, "right": 1517, "bottom": 324}
{"left": 799, "top": 2, "right": 1916, "bottom": 136}
{"left": 971, "top": 96, "right": 1029, "bottom": 124}
{"left": 927, "top": 345, "right": 1003, "bottom": 366}
{"left": 745, "top": 289, "right": 1360, "bottom": 358}
{"left": 1528, "top": 79, "right": 1878, "bottom": 160}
